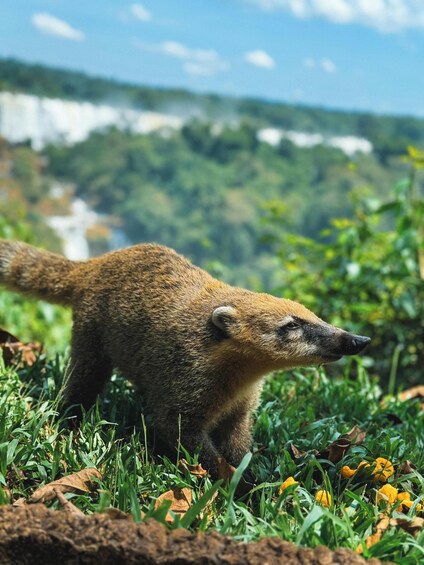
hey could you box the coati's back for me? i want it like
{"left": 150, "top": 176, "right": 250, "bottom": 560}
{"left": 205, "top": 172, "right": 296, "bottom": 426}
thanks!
{"left": 66, "top": 244, "right": 228, "bottom": 380}
{"left": 0, "top": 240, "right": 226, "bottom": 381}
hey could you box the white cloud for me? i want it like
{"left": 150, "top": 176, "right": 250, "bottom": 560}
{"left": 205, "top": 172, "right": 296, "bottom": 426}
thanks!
{"left": 244, "top": 50, "right": 275, "bottom": 69}
{"left": 134, "top": 40, "right": 230, "bottom": 76}
{"left": 320, "top": 58, "right": 336, "bottom": 73}
{"left": 246, "top": 0, "right": 424, "bottom": 33}
{"left": 32, "top": 13, "right": 84, "bottom": 41}
{"left": 303, "top": 56, "right": 337, "bottom": 72}
{"left": 129, "top": 3, "right": 152, "bottom": 22}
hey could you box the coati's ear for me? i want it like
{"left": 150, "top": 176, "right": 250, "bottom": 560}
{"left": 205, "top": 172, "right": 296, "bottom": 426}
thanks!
{"left": 211, "top": 306, "right": 237, "bottom": 334}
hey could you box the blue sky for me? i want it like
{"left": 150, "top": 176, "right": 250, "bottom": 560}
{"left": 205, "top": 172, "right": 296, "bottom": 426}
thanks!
{"left": 1, "top": 0, "right": 424, "bottom": 116}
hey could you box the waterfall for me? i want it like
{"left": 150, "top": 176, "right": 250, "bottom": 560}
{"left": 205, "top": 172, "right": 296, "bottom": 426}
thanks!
{"left": 0, "top": 91, "right": 182, "bottom": 150}
{"left": 46, "top": 198, "right": 102, "bottom": 260}
{"left": 0, "top": 91, "right": 372, "bottom": 155}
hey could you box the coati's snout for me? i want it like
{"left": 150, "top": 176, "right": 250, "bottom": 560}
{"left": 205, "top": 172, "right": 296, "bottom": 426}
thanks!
{"left": 306, "top": 323, "right": 371, "bottom": 363}
{"left": 334, "top": 331, "right": 371, "bottom": 356}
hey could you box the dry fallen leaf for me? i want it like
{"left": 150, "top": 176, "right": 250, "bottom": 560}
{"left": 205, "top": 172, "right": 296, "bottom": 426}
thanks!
{"left": 155, "top": 487, "right": 192, "bottom": 524}
{"left": 390, "top": 516, "right": 424, "bottom": 536}
{"left": 342, "top": 424, "right": 367, "bottom": 445}
{"left": 320, "top": 425, "right": 366, "bottom": 463}
{"left": 357, "top": 514, "right": 390, "bottom": 553}
{"left": 398, "top": 386, "right": 424, "bottom": 411}
{"left": 28, "top": 468, "right": 102, "bottom": 504}
{"left": 399, "top": 386, "right": 424, "bottom": 401}
{"left": 320, "top": 437, "right": 352, "bottom": 463}
{"left": 178, "top": 458, "right": 207, "bottom": 477}
{"left": 398, "top": 460, "right": 416, "bottom": 475}
{"left": 216, "top": 457, "right": 237, "bottom": 482}
{"left": 216, "top": 457, "right": 254, "bottom": 496}
{"left": 0, "top": 328, "right": 42, "bottom": 367}
{"left": 357, "top": 501, "right": 424, "bottom": 554}
{"left": 290, "top": 444, "right": 308, "bottom": 459}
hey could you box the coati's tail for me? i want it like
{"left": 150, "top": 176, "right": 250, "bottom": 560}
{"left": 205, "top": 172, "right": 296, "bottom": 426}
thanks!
{"left": 0, "top": 240, "right": 77, "bottom": 306}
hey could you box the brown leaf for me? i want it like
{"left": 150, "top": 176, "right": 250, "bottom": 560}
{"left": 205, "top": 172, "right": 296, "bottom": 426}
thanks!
{"left": 178, "top": 458, "right": 207, "bottom": 477}
{"left": 0, "top": 328, "right": 42, "bottom": 367}
{"left": 319, "top": 425, "right": 366, "bottom": 463}
{"left": 28, "top": 468, "right": 102, "bottom": 504}
{"left": 399, "top": 386, "right": 424, "bottom": 401}
{"left": 290, "top": 444, "right": 307, "bottom": 459}
{"left": 398, "top": 386, "right": 424, "bottom": 412}
{"left": 357, "top": 515, "right": 390, "bottom": 553}
{"left": 216, "top": 457, "right": 253, "bottom": 496}
{"left": 342, "top": 424, "right": 367, "bottom": 445}
{"left": 55, "top": 489, "right": 85, "bottom": 517}
{"left": 217, "top": 457, "right": 237, "bottom": 482}
{"left": 320, "top": 438, "right": 352, "bottom": 463}
{"left": 155, "top": 487, "right": 192, "bottom": 524}
{"left": 391, "top": 516, "right": 424, "bottom": 536}
{"left": 398, "top": 460, "right": 416, "bottom": 475}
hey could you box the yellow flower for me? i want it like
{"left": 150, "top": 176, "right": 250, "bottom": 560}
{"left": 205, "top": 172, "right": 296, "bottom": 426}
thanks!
{"left": 357, "top": 461, "right": 371, "bottom": 471}
{"left": 279, "top": 476, "right": 298, "bottom": 495}
{"left": 397, "top": 492, "right": 423, "bottom": 513}
{"left": 396, "top": 491, "right": 411, "bottom": 503}
{"left": 315, "top": 490, "right": 332, "bottom": 508}
{"left": 377, "top": 484, "right": 398, "bottom": 505}
{"left": 372, "top": 458, "right": 394, "bottom": 483}
{"left": 341, "top": 465, "right": 356, "bottom": 479}
{"left": 341, "top": 461, "right": 371, "bottom": 478}
{"left": 341, "top": 458, "right": 394, "bottom": 483}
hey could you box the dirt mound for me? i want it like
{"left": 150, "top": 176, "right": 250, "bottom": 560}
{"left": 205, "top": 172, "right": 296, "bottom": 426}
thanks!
{"left": 0, "top": 504, "right": 384, "bottom": 565}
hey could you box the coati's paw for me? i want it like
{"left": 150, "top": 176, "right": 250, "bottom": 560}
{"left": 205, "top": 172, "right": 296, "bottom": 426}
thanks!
{"left": 241, "top": 468, "right": 256, "bottom": 486}
{"left": 233, "top": 470, "right": 256, "bottom": 499}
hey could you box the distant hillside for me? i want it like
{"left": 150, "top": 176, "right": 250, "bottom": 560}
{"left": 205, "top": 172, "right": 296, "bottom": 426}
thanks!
{"left": 0, "top": 91, "right": 372, "bottom": 155}
{"left": 1, "top": 58, "right": 424, "bottom": 156}
{"left": 1, "top": 57, "right": 422, "bottom": 290}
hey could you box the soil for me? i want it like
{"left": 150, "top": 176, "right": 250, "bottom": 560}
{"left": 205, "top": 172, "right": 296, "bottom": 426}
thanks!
{"left": 0, "top": 504, "right": 385, "bottom": 565}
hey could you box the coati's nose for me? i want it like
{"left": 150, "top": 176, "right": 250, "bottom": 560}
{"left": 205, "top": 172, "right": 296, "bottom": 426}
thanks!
{"left": 349, "top": 334, "right": 371, "bottom": 354}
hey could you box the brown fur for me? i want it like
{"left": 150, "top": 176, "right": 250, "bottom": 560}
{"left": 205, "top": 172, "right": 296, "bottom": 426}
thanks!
{"left": 0, "top": 240, "right": 370, "bottom": 476}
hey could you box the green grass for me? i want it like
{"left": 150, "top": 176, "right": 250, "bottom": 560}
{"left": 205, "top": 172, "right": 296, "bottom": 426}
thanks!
{"left": 0, "top": 352, "right": 423, "bottom": 563}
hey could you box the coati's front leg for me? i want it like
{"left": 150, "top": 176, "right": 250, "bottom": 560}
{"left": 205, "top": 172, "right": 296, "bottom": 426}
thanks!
{"left": 210, "top": 406, "right": 253, "bottom": 469}
{"left": 63, "top": 320, "right": 113, "bottom": 417}
{"left": 154, "top": 415, "right": 221, "bottom": 478}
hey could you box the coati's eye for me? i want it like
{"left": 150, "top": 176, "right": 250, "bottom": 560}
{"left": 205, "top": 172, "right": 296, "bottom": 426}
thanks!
{"left": 285, "top": 321, "right": 300, "bottom": 330}
{"left": 277, "top": 320, "right": 302, "bottom": 335}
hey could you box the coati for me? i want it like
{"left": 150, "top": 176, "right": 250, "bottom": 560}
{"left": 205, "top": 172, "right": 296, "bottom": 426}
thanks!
{"left": 0, "top": 240, "right": 370, "bottom": 477}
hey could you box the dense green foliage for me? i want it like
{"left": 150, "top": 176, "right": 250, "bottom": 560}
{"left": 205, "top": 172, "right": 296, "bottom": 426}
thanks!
{"left": 0, "top": 138, "right": 70, "bottom": 349}
{"left": 45, "top": 123, "right": 406, "bottom": 287}
{"left": 263, "top": 150, "right": 424, "bottom": 387}
{"left": 1, "top": 356, "right": 423, "bottom": 563}
{"left": 2, "top": 57, "right": 424, "bottom": 154}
